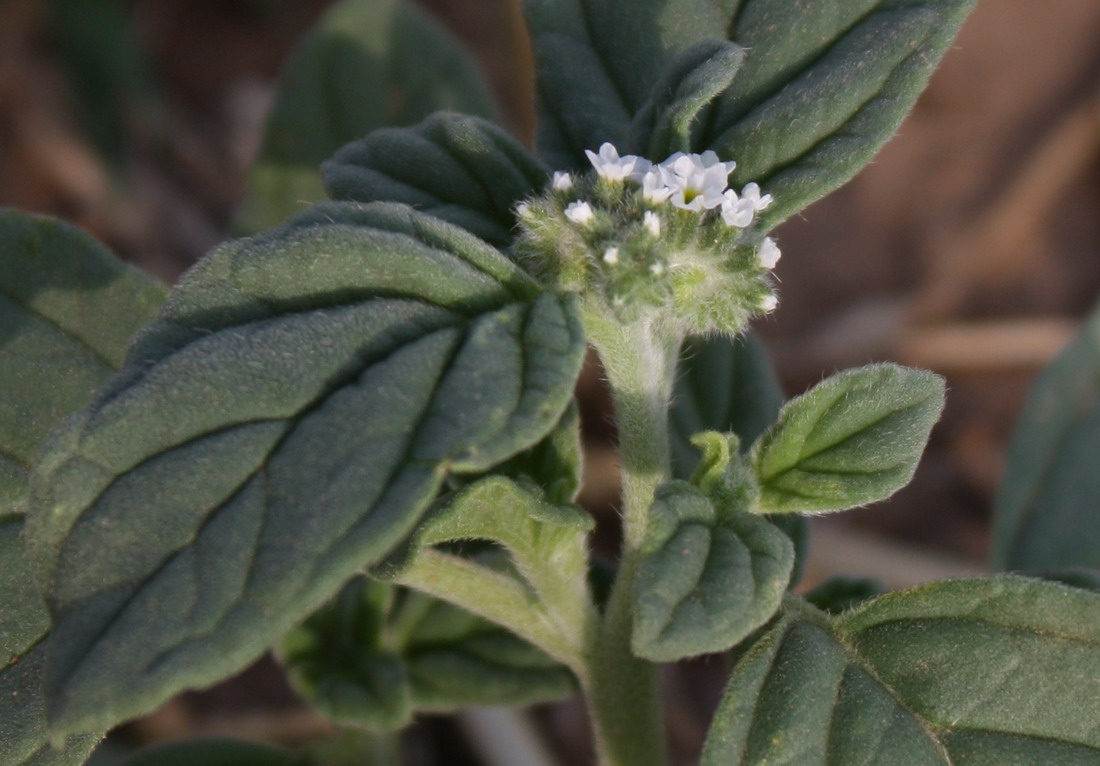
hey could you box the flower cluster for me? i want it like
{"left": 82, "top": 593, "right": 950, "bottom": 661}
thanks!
{"left": 515, "top": 143, "right": 781, "bottom": 334}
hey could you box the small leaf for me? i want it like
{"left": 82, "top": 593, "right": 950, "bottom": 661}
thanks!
{"left": 0, "top": 517, "right": 99, "bottom": 766}
{"left": 993, "top": 304, "right": 1100, "bottom": 571}
{"left": 25, "top": 203, "right": 586, "bottom": 737}
{"left": 702, "top": 578, "right": 1100, "bottom": 765}
{"left": 120, "top": 739, "right": 307, "bottom": 766}
{"left": 751, "top": 363, "right": 945, "bottom": 514}
{"left": 670, "top": 332, "right": 784, "bottom": 480}
{"left": 324, "top": 112, "right": 549, "bottom": 247}
{"left": 0, "top": 209, "right": 166, "bottom": 511}
{"left": 236, "top": 0, "right": 497, "bottom": 233}
{"left": 631, "top": 481, "right": 792, "bottom": 661}
{"left": 710, "top": 0, "right": 978, "bottom": 228}
{"left": 630, "top": 39, "right": 745, "bottom": 159}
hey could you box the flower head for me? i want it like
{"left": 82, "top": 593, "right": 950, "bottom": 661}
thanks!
{"left": 564, "top": 200, "right": 595, "bottom": 225}
{"left": 586, "top": 143, "right": 642, "bottom": 182}
{"left": 552, "top": 171, "right": 574, "bottom": 191}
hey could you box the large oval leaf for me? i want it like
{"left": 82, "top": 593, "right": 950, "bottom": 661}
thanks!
{"left": 25, "top": 202, "right": 586, "bottom": 737}
{"left": 236, "top": 0, "right": 497, "bottom": 233}
{"left": 703, "top": 578, "right": 1100, "bottom": 765}
{"left": 0, "top": 209, "right": 165, "bottom": 511}
{"left": 324, "top": 112, "right": 548, "bottom": 247}
{"left": 992, "top": 304, "right": 1100, "bottom": 572}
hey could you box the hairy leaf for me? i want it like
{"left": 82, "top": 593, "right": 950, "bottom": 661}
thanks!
{"left": 324, "top": 112, "right": 548, "bottom": 247}
{"left": 25, "top": 203, "right": 586, "bottom": 736}
{"left": 237, "top": 0, "right": 496, "bottom": 233}
{"left": 120, "top": 739, "right": 307, "bottom": 766}
{"left": 0, "top": 209, "right": 165, "bottom": 511}
{"left": 632, "top": 481, "right": 792, "bottom": 661}
{"left": 703, "top": 578, "right": 1100, "bottom": 765}
{"left": 493, "top": 400, "right": 583, "bottom": 506}
{"left": 992, "top": 304, "right": 1100, "bottom": 572}
{"left": 752, "top": 364, "right": 945, "bottom": 514}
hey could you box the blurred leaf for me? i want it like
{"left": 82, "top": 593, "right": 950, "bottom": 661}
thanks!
{"left": 25, "top": 203, "right": 586, "bottom": 738}
{"left": 703, "top": 578, "right": 1100, "bottom": 765}
{"left": 0, "top": 517, "right": 99, "bottom": 766}
{"left": 632, "top": 481, "right": 792, "bottom": 661}
{"left": 751, "top": 364, "right": 945, "bottom": 514}
{"left": 801, "top": 575, "right": 886, "bottom": 615}
{"left": 120, "top": 739, "right": 308, "bottom": 766}
{"left": 237, "top": 0, "right": 497, "bottom": 233}
{"left": 0, "top": 208, "right": 166, "bottom": 512}
{"left": 490, "top": 400, "right": 583, "bottom": 505}
{"left": 993, "top": 305, "right": 1100, "bottom": 572}
{"left": 324, "top": 112, "right": 547, "bottom": 246}
{"left": 280, "top": 576, "right": 577, "bottom": 730}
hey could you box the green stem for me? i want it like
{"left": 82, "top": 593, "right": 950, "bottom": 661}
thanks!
{"left": 582, "top": 307, "right": 683, "bottom": 766}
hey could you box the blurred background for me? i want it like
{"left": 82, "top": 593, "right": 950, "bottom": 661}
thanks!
{"left": 2, "top": 0, "right": 1099, "bottom": 763}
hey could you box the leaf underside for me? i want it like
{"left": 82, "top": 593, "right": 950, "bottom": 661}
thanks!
{"left": 25, "top": 203, "right": 586, "bottom": 737}
{"left": 703, "top": 578, "right": 1100, "bottom": 765}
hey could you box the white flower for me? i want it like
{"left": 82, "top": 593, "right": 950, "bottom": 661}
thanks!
{"left": 740, "top": 182, "right": 773, "bottom": 212}
{"left": 643, "top": 210, "right": 661, "bottom": 237}
{"left": 565, "top": 201, "right": 595, "bottom": 225}
{"left": 760, "top": 294, "right": 778, "bottom": 313}
{"left": 650, "top": 262, "right": 665, "bottom": 276}
{"left": 585, "top": 143, "right": 641, "bottom": 182}
{"left": 663, "top": 153, "right": 729, "bottom": 211}
{"left": 552, "top": 171, "right": 574, "bottom": 191}
{"left": 720, "top": 189, "right": 755, "bottom": 228}
{"left": 758, "top": 237, "right": 781, "bottom": 269}
{"left": 603, "top": 246, "right": 620, "bottom": 265}
{"left": 640, "top": 168, "right": 674, "bottom": 203}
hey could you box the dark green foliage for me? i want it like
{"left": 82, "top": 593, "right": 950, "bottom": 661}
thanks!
{"left": 631, "top": 481, "right": 792, "bottom": 661}
{"left": 120, "top": 739, "right": 309, "bottom": 766}
{"left": 802, "top": 574, "right": 886, "bottom": 614}
{"left": 24, "top": 203, "right": 586, "bottom": 737}
{"left": 993, "top": 304, "right": 1100, "bottom": 572}
{"left": 324, "top": 113, "right": 549, "bottom": 247}
{"left": 703, "top": 578, "right": 1100, "bottom": 765}
{"left": 752, "top": 364, "right": 945, "bottom": 514}
{"left": 237, "top": 0, "right": 497, "bottom": 233}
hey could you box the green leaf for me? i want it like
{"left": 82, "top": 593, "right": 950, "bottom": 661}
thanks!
{"left": 280, "top": 576, "right": 577, "bottom": 731}
{"left": 236, "top": 0, "right": 497, "bottom": 233}
{"left": 324, "top": 112, "right": 549, "bottom": 247}
{"left": 0, "top": 517, "right": 99, "bottom": 766}
{"left": 751, "top": 363, "right": 945, "bottom": 514}
{"left": 120, "top": 739, "right": 307, "bottom": 766}
{"left": 992, "top": 304, "right": 1100, "bottom": 572}
{"left": 25, "top": 202, "right": 586, "bottom": 737}
{"left": 670, "top": 332, "right": 784, "bottom": 481}
{"left": 710, "top": 0, "right": 977, "bottom": 227}
{"left": 631, "top": 481, "right": 792, "bottom": 661}
{"left": 630, "top": 39, "right": 745, "bottom": 159}
{"left": 702, "top": 578, "right": 1100, "bottom": 765}
{"left": 0, "top": 209, "right": 166, "bottom": 511}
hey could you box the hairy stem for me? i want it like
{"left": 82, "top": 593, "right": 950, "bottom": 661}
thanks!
{"left": 582, "top": 307, "right": 683, "bottom": 766}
